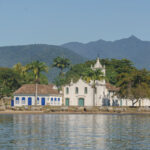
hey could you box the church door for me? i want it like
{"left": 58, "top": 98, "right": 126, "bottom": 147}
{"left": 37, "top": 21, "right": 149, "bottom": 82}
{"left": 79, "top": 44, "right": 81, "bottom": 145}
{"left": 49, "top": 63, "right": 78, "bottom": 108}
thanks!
{"left": 78, "top": 98, "right": 84, "bottom": 106}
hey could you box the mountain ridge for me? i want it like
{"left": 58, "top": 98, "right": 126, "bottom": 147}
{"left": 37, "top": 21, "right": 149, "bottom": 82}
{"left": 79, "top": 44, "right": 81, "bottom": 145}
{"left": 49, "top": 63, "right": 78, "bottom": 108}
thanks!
{"left": 62, "top": 35, "right": 150, "bottom": 69}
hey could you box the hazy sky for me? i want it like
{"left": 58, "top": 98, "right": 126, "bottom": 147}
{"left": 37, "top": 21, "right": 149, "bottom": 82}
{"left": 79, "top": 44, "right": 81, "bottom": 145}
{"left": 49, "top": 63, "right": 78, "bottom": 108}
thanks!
{"left": 0, "top": 0, "right": 150, "bottom": 46}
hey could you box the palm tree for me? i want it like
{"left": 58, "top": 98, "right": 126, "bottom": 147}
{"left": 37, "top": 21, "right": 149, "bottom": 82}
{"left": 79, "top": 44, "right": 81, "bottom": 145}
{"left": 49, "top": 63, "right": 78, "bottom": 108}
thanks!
{"left": 52, "top": 56, "right": 70, "bottom": 76}
{"left": 13, "top": 63, "right": 28, "bottom": 84}
{"left": 82, "top": 68, "right": 105, "bottom": 106}
{"left": 26, "top": 60, "right": 48, "bottom": 105}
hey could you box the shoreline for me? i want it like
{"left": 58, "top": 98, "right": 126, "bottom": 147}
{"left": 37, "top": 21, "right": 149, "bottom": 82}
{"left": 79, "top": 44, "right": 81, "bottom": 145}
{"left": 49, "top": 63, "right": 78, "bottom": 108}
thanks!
{"left": 1, "top": 110, "right": 150, "bottom": 115}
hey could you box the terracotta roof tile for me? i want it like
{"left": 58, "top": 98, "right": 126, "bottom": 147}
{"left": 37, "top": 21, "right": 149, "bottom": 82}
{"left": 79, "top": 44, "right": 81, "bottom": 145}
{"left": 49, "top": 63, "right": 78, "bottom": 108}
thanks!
{"left": 14, "top": 84, "right": 60, "bottom": 95}
{"left": 106, "top": 83, "right": 120, "bottom": 92}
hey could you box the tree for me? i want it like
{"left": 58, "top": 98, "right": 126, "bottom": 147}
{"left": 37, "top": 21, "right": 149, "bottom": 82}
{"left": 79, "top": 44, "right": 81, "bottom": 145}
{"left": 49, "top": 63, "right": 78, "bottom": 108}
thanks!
{"left": 117, "top": 69, "right": 150, "bottom": 106}
{"left": 52, "top": 56, "right": 70, "bottom": 76}
{"left": 101, "top": 58, "right": 135, "bottom": 85}
{"left": 26, "top": 61, "right": 49, "bottom": 105}
{"left": 13, "top": 63, "right": 28, "bottom": 84}
{"left": 26, "top": 61, "right": 48, "bottom": 83}
{"left": 0, "top": 68, "right": 21, "bottom": 99}
{"left": 82, "top": 68, "right": 105, "bottom": 106}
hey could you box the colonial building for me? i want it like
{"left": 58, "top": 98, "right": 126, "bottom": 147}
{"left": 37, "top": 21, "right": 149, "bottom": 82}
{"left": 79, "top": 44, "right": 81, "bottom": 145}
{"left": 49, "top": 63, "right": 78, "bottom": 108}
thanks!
{"left": 63, "top": 58, "right": 118, "bottom": 107}
{"left": 12, "top": 84, "right": 62, "bottom": 107}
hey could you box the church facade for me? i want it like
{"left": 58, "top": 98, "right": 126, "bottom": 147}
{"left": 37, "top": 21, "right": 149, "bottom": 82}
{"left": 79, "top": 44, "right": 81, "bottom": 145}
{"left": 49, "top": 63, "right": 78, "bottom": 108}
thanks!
{"left": 63, "top": 58, "right": 118, "bottom": 107}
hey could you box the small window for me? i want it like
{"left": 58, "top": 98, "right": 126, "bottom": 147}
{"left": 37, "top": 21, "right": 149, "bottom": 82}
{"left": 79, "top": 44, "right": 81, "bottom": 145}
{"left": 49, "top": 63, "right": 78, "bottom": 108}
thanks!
{"left": 22, "top": 97, "right": 25, "bottom": 104}
{"left": 16, "top": 97, "right": 19, "bottom": 104}
{"left": 66, "top": 87, "right": 69, "bottom": 94}
{"left": 84, "top": 87, "right": 88, "bottom": 94}
{"left": 75, "top": 87, "right": 78, "bottom": 94}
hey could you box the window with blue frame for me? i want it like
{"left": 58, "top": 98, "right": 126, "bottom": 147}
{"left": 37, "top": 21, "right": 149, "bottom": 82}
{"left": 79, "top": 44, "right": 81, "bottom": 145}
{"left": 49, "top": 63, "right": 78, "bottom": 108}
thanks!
{"left": 51, "top": 98, "right": 53, "bottom": 104}
{"left": 54, "top": 98, "right": 57, "bottom": 104}
{"left": 22, "top": 97, "right": 25, "bottom": 104}
{"left": 16, "top": 97, "right": 19, "bottom": 104}
{"left": 37, "top": 97, "right": 39, "bottom": 104}
{"left": 58, "top": 98, "right": 60, "bottom": 104}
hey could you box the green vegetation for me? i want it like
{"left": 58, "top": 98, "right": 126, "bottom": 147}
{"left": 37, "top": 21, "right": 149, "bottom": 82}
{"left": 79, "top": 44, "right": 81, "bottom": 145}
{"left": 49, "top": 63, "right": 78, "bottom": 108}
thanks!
{"left": 0, "top": 61, "right": 49, "bottom": 99}
{"left": 26, "top": 60, "right": 49, "bottom": 83}
{"left": 0, "top": 68, "right": 21, "bottom": 99}
{"left": 52, "top": 56, "right": 70, "bottom": 76}
{"left": 117, "top": 69, "right": 150, "bottom": 106}
{"left": 53, "top": 58, "right": 135, "bottom": 86}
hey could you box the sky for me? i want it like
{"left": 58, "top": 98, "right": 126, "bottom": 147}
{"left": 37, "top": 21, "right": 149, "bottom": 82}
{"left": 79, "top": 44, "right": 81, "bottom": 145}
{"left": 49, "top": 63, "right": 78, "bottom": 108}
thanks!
{"left": 0, "top": 0, "right": 150, "bottom": 46}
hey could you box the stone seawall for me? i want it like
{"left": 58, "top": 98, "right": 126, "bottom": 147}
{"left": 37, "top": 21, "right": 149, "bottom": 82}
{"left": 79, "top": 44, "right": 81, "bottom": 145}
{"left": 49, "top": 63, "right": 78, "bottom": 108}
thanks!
{"left": 1, "top": 106, "right": 150, "bottom": 114}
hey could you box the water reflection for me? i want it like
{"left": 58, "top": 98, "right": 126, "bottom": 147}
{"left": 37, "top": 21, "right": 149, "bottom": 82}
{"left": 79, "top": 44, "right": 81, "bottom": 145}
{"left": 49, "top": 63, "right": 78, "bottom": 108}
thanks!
{"left": 0, "top": 114, "right": 150, "bottom": 149}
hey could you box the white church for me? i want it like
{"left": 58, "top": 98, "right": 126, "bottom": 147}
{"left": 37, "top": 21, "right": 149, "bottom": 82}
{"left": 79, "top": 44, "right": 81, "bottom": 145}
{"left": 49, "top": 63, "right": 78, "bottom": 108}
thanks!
{"left": 63, "top": 58, "right": 119, "bottom": 107}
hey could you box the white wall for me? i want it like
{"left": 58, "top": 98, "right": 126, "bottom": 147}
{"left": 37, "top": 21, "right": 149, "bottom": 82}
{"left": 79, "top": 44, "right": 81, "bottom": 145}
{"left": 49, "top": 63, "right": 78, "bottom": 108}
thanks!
{"left": 64, "top": 79, "right": 108, "bottom": 106}
{"left": 13, "top": 95, "right": 62, "bottom": 106}
{"left": 64, "top": 79, "right": 93, "bottom": 106}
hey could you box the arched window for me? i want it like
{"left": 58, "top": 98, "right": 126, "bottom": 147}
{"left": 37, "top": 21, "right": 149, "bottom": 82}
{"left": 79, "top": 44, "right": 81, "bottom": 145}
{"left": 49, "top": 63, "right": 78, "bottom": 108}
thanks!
{"left": 66, "top": 87, "right": 69, "bottom": 94}
{"left": 22, "top": 97, "right": 25, "bottom": 104}
{"left": 16, "top": 97, "right": 19, "bottom": 104}
{"left": 75, "top": 87, "right": 78, "bottom": 94}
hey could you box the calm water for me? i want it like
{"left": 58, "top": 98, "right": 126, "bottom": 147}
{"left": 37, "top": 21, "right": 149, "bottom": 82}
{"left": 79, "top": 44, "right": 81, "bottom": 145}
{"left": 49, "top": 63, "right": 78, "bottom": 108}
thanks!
{"left": 0, "top": 114, "right": 150, "bottom": 150}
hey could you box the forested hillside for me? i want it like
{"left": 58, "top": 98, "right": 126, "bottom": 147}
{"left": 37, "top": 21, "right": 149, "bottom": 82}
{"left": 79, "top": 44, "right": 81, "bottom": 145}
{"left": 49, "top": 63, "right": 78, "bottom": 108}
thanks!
{"left": 0, "top": 44, "right": 86, "bottom": 81}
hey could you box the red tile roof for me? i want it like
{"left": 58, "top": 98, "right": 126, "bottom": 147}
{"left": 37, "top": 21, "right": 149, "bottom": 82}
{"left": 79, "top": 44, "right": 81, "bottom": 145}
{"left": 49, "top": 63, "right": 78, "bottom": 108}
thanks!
{"left": 106, "top": 83, "right": 120, "bottom": 92}
{"left": 14, "top": 84, "right": 60, "bottom": 95}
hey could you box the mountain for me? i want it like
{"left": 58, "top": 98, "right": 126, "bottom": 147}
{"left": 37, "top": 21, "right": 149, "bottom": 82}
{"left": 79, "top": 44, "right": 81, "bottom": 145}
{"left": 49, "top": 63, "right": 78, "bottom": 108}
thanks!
{"left": 0, "top": 44, "right": 86, "bottom": 81}
{"left": 62, "top": 35, "right": 150, "bottom": 69}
